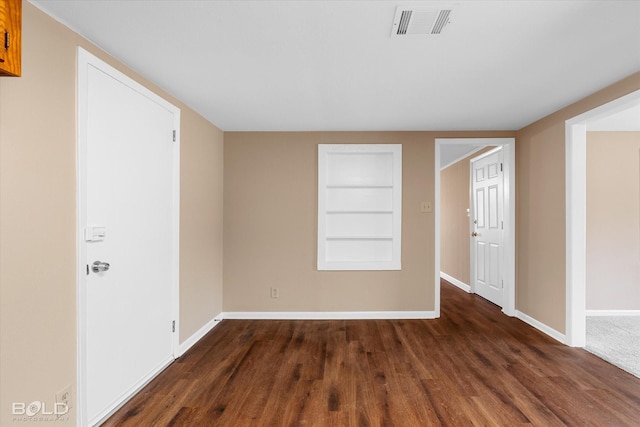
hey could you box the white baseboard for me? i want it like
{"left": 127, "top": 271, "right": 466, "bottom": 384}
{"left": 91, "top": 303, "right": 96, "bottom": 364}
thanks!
{"left": 177, "top": 313, "right": 223, "bottom": 356}
{"left": 92, "top": 357, "right": 173, "bottom": 426}
{"left": 222, "top": 311, "right": 437, "bottom": 320}
{"left": 440, "top": 272, "right": 471, "bottom": 293}
{"left": 586, "top": 309, "right": 640, "bottom": 316}
{"left": 516, "top": 310, "right": 566, "bottom": 344}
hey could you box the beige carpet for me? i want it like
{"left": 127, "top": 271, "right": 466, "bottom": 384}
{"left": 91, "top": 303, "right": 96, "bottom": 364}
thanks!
{"left": 585, "top": 316, "right": 640, "bottom": 378}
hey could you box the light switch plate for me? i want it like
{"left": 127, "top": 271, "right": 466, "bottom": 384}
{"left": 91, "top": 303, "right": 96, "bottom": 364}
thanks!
{"left": 84, "top": 226, "right": 106, "bottom": 242}
{"left": 421, "top": 201, "right": 432, "bottom": 213}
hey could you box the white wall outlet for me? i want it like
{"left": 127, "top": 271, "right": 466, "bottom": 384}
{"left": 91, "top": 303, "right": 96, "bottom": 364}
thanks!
{"left": 270, "top": 287, "right": 279, "bottom": 299}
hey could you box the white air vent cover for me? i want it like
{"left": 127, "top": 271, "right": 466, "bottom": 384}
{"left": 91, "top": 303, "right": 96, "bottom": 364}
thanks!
{"left": 392, "top": 7, "right": 452, "bottom": 36}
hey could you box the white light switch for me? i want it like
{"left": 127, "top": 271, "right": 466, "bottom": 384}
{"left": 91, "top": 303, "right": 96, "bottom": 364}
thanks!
{"left": 84, "top": 226, "right": 106, "bottom": 242}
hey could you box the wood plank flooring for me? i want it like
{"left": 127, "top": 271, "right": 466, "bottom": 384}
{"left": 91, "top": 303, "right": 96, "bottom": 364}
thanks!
{"left": 103, "top": 281, "right": 640, "bottom": 426}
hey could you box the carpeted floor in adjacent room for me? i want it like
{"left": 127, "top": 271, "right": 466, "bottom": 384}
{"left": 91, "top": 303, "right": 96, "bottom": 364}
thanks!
{"left": 586, "top": 316, "right": 640, "bottom": 378}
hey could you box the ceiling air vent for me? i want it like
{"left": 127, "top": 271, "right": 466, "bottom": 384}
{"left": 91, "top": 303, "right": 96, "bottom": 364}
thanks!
{"left": 392, "top": 7, "right": 452, "bottom": 37}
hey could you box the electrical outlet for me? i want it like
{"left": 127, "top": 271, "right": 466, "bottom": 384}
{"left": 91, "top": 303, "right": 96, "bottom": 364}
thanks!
{"left": 270, "top": 287, "right": 279, "bottom": 299}
{"left": 56, "top": 384, "right": 73, "bottom": 418}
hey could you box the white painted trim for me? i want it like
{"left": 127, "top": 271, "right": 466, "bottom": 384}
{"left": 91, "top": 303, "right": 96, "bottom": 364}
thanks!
{"left": 90, "top": 358, "right": 173, "bottom": 426}
{"left": 435, "top": 138, "right": 516, "bottom": 318}
{"left": 76, "top": 47, "right": 89, "bottom": 427}
{"left": 440, "top": 146, "right": 486, "bottom": 170}
{"left": 76, "top": 47, "right": 181, "bottom": 427}
{"left": 171, "top": 114, "right": 181, "bottom": 357}
{"left": 502, "top": 141, "right": 516, "bottom": 317}
{"left": 565, "top": 122, "right": 587, "bottom": 347}
{"left": 317, "top": 144, "right": 402, "bottom": 271}
{"left": 177, "top": 314, "right": 224, "bottom": 356}
{"left": 434, "top": 142, "right": 441, "bottom": 317}
{"left": 516, "top": 311, "right": 566, "bottom": 344}
{"left": 565, "top": 89, "right": 640, "bottom": 347}
{"left": 222, "top": 311, "right": 437, "bottom": 320}
{"left": 440, "top": 272, "right": 471, "bottom": 293}
{"left": 586, "top": 310, "right": 640, "bottom": 317}
{"left": 469, "top": 145, "right": 503, "bottom": 163}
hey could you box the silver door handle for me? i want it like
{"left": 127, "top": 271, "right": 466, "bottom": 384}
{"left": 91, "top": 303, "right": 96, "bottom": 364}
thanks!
{"left": 92, "top": 261, "right": 110, "bottom": 273}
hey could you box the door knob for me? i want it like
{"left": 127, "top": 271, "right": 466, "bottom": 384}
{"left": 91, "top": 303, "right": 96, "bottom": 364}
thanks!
{"left": 92, "top": 261, "right": 110, "bottom": 273}
{"left": 471, "top": 232, "right": 478, "bottom": 237}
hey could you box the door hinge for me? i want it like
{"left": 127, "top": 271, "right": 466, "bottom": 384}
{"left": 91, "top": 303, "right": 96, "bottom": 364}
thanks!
{"left": 172, "top": 320, "right": 176, "bottom": 333}
{"left": 501, "top": 221, "right": 504, "bottom": 229}
{"left": 172, "top": 130, "right": 176, "bottom": 142}
{"left": 86, "top": 264, "right": 90, "bottom": 275}
{"left": 500, "top": 163, "right": 503, "bottom": 172}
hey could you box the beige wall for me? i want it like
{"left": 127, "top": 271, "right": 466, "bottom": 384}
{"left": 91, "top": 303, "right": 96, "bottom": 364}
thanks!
{"left": 586, "top": 131, "right": 640, "bottom": 310}
{"left": 2, "top": 3, "right": 639, "bottom": 424}
{"left": 0, "top": 3, "right": 223, "bottom": 425}
{"left": 516, "top": 72, "right": 640, "bottom": 333}
{"left": 440, "top": 147, "right": 495, "bottom": 285}
{"left": 223, "top": 131, "right": 512, "bottom": 312}
{"left": 180, "top": 111, "right": 224, "bottom": 338}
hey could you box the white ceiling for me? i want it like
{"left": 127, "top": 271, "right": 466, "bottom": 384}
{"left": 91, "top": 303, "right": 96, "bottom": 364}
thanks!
{"left": 30, "top": 0, "right": 640, "bottom": 132}
{"left": 586, "top": 102, "right": 640, "bottom": 131}
{"left": 440, "top": 144, "right": 481, "bottom": 169}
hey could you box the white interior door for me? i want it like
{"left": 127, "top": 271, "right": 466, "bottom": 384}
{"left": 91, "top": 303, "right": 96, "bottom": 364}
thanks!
{"left": 78, "top": 49, "right": 180, "bottom": 426}
{"left": 471, "top": 148, "right": 504, "bottom": 307}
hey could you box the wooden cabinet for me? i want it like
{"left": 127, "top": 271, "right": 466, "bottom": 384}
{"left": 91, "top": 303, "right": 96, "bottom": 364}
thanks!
{"left": 0, "top": 0, "right": 21, "bottom": 77}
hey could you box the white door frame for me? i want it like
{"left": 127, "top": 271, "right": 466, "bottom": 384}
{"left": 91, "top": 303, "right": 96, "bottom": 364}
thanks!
{"left": 435, "top": 138, "right": 515, "bottom": 318}
{"left": 76, "top": 47, "right": 181, "bottom": 426}
{"left": 565, "top": 89, "right": 640, "bottom": 347}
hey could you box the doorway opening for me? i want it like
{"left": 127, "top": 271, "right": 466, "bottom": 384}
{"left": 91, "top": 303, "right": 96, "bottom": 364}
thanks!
{"left": 565, "top": 89, "right": 640, "bottom": 347}
{"left": 435, "top": 138, "right": 515, "bottom": 318}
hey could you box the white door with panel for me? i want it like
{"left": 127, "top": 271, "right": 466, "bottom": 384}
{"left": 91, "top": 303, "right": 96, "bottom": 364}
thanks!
{"left": 78, "top": 49, "right": 179, "bottom": 425}
{"left": 471, "top": 148, "right": 504, "bottom": 307}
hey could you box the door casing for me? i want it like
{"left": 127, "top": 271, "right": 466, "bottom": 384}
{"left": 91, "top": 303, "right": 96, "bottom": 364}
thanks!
{"left": 565, "top": 89, "right": 640, "bottom": 347}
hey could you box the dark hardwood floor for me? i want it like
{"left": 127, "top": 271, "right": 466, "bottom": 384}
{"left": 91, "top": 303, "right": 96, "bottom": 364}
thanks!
{"left": 103, "top": 281, "right": 640, "bottom": 426}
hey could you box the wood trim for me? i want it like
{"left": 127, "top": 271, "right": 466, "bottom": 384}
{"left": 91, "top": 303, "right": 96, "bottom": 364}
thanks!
{"left": 0, "top": 0, "right": 21, "bottom": 76}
